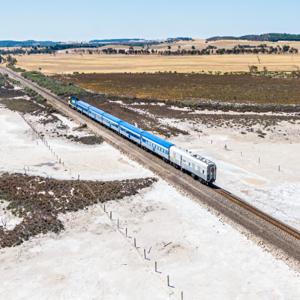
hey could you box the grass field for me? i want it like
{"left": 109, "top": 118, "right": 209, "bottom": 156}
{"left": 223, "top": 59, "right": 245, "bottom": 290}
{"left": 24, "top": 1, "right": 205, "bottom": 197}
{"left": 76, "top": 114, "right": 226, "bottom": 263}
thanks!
{"left": 16, "top": 53, "right": 300, "bottom": 74}
{"left": 56, "top": 73, "right": 300, "bottom": 104}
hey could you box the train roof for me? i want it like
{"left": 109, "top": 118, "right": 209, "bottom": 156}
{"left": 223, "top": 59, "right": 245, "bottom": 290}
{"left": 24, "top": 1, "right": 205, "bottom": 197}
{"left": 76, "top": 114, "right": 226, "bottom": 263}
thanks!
{"left": 141, "top": 131, "right": 174, "bottom": 149}
{"left": 76, "top": 100, "right": 91, "bottom": 109}
{"left": 119, "top": 121, "right": 144, "bottom": 134}
{"left": 89, "top": 105, "right": 105, "bottom": 115}
{"left": 171, "top": 146, "right": 216, "bottom": 167}
{"left": 102, "top": 112, "right": 122, "bottom": 124}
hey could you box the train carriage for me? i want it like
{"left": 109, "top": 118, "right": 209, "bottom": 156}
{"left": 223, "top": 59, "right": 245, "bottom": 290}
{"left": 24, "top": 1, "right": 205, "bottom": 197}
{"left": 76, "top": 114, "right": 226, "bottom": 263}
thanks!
{"left": 88, "top": 106, "right": 105, "bottom": 123}
{"left": 170, "top": 146, "right": 216, "bottom": 183}
{"left": 141, "top": 131, "right": 174, "bottom": 160}
{"left": 119, "top": 121, "right": 143, "bottom": 144}
{"left": 75, "top": 100, "right": 91, "bottom": 114}
{"left": 69, "top": 96, "right": 217, "bottom": 184}
{"left": 102, "top": 112, "right": 121, "bottom": 132}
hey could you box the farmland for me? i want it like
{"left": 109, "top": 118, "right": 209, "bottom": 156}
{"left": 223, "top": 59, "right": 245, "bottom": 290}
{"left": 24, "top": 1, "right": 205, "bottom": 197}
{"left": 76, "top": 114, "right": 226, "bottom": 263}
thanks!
{"left": 15, "top": 53, "right": 300, "bottom": 74}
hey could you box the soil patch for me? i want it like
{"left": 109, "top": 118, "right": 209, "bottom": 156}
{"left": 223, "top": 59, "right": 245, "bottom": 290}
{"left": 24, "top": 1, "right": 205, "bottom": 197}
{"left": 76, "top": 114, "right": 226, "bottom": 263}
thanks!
{"left": 0, "top": 173, "right": 156, "bottom": 248}
{"left": 0, "top": 98, "right": 42, "bottom": 114}
{"left": 66, "top": 134, "right": 104, "bottom": 145}
{"left": 0, "top": 75, "right": 24, "bottom": 99}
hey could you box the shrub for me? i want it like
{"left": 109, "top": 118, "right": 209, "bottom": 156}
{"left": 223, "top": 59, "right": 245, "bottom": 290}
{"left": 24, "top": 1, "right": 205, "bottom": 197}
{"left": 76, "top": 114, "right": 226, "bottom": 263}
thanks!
{"left": 22, "top": 71, "right": 85, "bottom": 97}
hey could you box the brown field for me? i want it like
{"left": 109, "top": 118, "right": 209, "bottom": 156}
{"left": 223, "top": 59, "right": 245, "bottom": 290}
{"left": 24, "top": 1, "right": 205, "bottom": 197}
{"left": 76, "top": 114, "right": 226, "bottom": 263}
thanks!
{"left": 16, "top": 53, "right": 300, "bottom": 74}
{"left": 56, "top": 73, "right": 300, "bottom": 105}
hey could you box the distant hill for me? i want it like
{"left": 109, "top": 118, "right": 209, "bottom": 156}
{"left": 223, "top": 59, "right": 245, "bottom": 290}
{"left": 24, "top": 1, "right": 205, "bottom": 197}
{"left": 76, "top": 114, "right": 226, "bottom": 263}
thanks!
{"left": 0, "top": 38, "right": 193, "bottom": 48}
{"left": 0, "top": 40, "right": 58, "bottom": 47}
{"left": 89, "top": 38, "right": 147, "bottom": 44}
{"left": 207, "top": 33, "right": 300, "bottom": 42}
{"left": 0, "top": 39, "right": 153, "bottom": 48}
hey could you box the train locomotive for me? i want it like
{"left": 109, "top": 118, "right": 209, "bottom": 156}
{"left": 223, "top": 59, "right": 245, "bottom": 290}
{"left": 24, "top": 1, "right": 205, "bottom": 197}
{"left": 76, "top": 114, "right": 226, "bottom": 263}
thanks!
{"left": 69, "top": 96, "right": 217, "bottom": 184}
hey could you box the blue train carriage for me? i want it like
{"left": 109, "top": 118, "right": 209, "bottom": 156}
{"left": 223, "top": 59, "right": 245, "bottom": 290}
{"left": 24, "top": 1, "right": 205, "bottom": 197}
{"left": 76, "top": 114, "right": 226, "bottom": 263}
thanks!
{"left": 101, "top": 112, "right": 122, "bottom": 132}
{"left": 119, "top": 121, "right": 143, "bottom": 144}
{"left": 88, "top": 106, "right": 105, "bottom": 123}
{"left": 69, "top": 96, "right": 79, "bottom": 108}
{"left": 69, "top": 96, "right": 91, "bottom": 115}
{"left": 141, "top": 131, "right": 174, "bottom": 160}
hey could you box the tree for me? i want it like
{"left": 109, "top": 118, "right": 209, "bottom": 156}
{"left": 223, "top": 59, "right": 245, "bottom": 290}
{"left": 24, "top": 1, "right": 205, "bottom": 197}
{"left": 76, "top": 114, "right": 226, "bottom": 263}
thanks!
{"left": 6, "top": 55, "right": 17, "bottom": 66}
{"left": 282, "top": 45, "right": 290, "bottom": 53}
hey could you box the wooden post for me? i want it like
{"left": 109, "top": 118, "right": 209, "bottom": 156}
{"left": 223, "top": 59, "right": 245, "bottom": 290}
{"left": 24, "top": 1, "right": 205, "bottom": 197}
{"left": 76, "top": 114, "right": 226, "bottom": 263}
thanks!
{"left": 109, "top": 211, "right": 112, "bottom": 220}
{"left": 143, "top": 248, "right": 150, "bottom": 260}
{"left": 167, "top": 275, "right": 175, "bottom": 288}
{"left": 181, "top": 291, "right": 184, "bottom": 300}
{"left": 154, "top": 261, "right": 161, "bottom": 273}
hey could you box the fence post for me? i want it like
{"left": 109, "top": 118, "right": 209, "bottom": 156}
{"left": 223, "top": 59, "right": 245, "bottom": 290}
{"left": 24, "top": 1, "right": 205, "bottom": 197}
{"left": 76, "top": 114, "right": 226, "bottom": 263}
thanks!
{"left": 143, "top": 248, "right": 150, "bottom": 261}
{"left": 154, "top": 261, "right": 161, "bottom": 273}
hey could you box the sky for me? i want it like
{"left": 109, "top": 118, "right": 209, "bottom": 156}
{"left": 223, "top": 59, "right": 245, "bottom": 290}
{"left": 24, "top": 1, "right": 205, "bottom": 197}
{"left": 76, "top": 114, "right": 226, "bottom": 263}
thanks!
{"left": 1, "top": 0, "right": 299, "bottom": 41}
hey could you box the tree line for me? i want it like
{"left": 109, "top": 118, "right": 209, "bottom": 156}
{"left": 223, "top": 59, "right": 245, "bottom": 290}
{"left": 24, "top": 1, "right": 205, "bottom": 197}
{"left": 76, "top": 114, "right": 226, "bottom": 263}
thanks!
{"left": 0, "top": 43, "right": 298, "bottom": 57}
{"left": 80, "top": 44, "right": 299, "bottom": 55}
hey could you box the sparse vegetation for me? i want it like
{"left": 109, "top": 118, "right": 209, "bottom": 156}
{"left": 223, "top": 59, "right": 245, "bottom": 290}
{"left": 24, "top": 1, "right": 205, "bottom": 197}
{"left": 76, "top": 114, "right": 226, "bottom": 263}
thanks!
{"left": 0, "top": 173, "right": 157, "bottom": 248}
{"left": 56, "top": 72, "right": 300, "bottom": 105}
{"left": 22, "top": 71, "right": 86, "bottom": 97}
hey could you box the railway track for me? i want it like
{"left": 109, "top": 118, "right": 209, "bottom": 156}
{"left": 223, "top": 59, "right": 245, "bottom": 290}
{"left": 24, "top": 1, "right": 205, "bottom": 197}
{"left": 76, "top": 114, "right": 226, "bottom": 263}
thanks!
{"left": 2, "top": 66, "right": 300, "bottom": 262}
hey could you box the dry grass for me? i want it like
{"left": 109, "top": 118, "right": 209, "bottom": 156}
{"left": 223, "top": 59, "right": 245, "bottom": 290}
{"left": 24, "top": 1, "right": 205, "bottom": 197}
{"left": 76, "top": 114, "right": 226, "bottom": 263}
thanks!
{"left": 16, "top": 53, "right": 300, "bottom": 74}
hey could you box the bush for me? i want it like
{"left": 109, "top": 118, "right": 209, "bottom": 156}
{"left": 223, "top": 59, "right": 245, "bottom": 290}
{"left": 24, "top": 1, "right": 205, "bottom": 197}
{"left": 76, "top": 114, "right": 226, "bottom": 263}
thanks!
{"left": 8, "top": 65, "right": 26, "bottom": 73}
{"left": 249, "top": 65, "right": 258, "bottom": 73}
{"left": 22, "top": 71, "right": 85, "bottom": 97}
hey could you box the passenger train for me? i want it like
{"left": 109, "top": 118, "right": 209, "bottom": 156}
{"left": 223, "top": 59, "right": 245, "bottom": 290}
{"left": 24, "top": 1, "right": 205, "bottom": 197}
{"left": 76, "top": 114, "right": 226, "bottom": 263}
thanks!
{"left": 69, "top": 96, "right": 217, "bottom": 184}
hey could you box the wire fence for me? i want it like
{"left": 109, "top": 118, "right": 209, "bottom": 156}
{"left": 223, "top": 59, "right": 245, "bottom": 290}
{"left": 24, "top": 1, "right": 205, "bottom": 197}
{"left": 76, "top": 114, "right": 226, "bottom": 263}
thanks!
{"left": 16, "top": 112, "right": 186, "bottom": 299}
